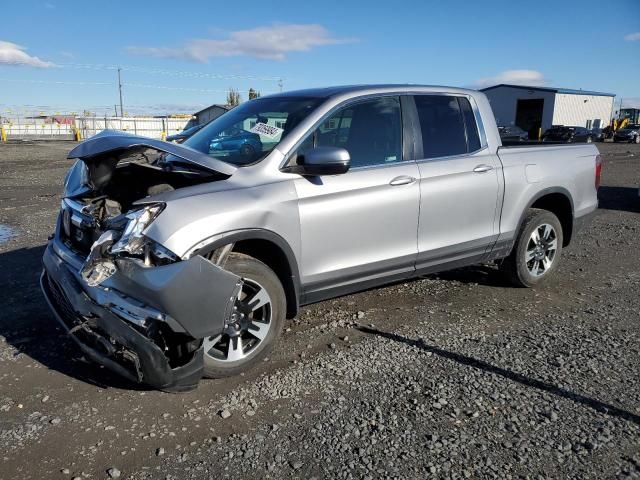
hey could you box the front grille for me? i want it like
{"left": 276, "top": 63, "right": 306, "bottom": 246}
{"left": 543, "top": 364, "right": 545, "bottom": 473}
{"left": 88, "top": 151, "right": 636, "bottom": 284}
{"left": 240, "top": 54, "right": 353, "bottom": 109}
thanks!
{"left": 45, "top": 272, "right": 79, "bottom": 329}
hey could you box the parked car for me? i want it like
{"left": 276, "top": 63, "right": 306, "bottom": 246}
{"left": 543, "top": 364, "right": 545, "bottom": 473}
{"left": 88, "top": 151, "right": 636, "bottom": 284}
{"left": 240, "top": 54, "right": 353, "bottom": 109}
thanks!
{"left": 613, "top": 124, "right": 640, "bottom": 143}
{"left": 41, "top": 85, "right": 600, "bottom": 391}
{"left": 589, "top": 128, "right": 606, "bottom": 142}
{"left": 498, "top": 125, "right": 528, "bottom": 142}
{"left": 207, "top": 127, "right": 263, "bottom": 163}
{"left": 543, "top": 126, "right": 593, "bottom": 143}
{"left": 166, "top": 123, "right": 205, "bottom": 143}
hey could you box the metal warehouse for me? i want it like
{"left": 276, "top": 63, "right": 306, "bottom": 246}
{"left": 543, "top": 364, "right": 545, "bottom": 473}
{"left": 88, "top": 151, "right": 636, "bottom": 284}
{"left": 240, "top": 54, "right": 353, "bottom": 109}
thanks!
{"left": 480, "top": 84, "right": 615, "bottom": 139}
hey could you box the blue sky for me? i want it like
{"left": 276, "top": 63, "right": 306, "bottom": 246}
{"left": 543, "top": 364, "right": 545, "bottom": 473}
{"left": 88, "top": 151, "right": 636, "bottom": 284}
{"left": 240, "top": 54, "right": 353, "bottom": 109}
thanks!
{"left": 1, "top": 0, "right": 639, "bottom": 116}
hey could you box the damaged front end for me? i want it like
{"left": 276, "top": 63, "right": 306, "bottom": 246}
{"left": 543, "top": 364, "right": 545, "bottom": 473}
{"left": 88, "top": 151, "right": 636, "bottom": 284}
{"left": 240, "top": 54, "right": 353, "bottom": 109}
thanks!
{"left": 40, "top": 131, "right": 241, "bottom": 391}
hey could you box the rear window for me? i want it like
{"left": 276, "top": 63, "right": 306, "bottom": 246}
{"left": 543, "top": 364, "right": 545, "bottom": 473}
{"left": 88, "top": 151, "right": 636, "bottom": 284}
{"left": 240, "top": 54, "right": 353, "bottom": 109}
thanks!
{"left": 414, "top": 95, "right": 481, "bottom": 159}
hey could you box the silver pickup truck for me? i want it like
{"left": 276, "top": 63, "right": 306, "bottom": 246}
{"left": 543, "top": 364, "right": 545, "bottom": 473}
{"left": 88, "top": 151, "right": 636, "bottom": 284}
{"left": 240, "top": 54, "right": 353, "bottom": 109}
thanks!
{"left": 41, "top": 85, "right": 600, "bottom": 391}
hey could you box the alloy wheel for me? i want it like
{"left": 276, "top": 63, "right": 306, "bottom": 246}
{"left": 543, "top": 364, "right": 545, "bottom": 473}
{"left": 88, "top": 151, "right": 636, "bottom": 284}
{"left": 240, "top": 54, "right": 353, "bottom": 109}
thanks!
{"left": 525, "top": 223, "right": 558, "bottom": 277}
{"left": 203, "top": 279, "right": 272, "bottom": 362}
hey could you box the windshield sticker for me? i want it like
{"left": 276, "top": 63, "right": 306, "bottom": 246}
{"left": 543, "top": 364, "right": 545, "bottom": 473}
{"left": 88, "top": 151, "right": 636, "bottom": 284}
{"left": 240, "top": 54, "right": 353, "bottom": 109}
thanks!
{"left": 250, "top": 122, "right": 283, "bottom": 139}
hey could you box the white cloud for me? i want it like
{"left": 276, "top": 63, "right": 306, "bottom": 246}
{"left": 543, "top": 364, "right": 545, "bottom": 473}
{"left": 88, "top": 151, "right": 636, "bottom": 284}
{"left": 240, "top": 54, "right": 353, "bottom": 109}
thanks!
{"left": 624, "top": 32, "right": 640, "bottom": 41}
{"left": 473, "top": 69, "right": 548, "bottom": 89}
{"left": 0, "top": 41, "right": 55, "bottom": 68}
{"left": 127, "top": 24, "right": 354, "bottom": 63}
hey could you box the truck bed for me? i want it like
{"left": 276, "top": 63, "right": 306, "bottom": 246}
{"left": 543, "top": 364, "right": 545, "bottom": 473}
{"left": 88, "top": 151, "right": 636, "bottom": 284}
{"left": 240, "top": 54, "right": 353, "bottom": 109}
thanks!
{"left": 494, "top": 142, "right": 600, "bottom": 247}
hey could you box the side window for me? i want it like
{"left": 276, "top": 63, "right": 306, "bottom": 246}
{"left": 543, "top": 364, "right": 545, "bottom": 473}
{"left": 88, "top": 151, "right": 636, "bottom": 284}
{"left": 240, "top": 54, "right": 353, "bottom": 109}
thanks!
{"left": 414, "top": 95, "right": 472, "bottom": 159}
{"left": 291, "top": 96, "right": 403, "bottom": 169}
{"left": 459, "top": 97, "right": 481, "bottom": 152}
{"left": 287, "top": 134, "right": 314, "bottom": 166}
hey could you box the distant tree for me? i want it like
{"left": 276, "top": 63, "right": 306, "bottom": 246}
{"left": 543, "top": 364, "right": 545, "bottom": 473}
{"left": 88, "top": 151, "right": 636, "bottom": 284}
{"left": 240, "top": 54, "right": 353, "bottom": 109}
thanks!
{"left": 248, "top": 88, "right": 261, "bottom": 100}
{"left": 226, "top": 88, "right": 241, "bottom": 107}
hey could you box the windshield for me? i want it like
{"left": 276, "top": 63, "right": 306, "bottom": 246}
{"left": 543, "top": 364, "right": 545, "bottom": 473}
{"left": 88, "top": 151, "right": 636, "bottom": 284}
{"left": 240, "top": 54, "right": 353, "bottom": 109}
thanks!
{"left": 182, "top": 96, "right": 323, "bottom": 166}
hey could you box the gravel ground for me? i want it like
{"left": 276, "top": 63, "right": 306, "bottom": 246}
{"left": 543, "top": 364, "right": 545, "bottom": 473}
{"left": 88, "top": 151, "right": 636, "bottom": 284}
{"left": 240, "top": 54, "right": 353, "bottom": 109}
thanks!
{"left": 0, "top": 141, "right": 639, "bottom": 479}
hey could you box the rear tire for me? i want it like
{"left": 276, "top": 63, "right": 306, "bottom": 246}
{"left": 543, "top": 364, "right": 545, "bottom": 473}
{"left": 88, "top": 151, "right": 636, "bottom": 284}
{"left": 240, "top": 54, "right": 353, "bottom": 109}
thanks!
{"left": 203, "top": 253, "right": 286, "bottom": 378}
{"left": 500, "top": 209, "right": 563, "bottom": 288}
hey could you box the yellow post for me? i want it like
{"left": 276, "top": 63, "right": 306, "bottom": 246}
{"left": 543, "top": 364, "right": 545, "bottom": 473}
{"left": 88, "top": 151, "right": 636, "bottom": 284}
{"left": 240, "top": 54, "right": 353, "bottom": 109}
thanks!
{"left": 538, "top": 127, "right": 542, "bottom": 141}
{"left": 0, "top": 125, "right": 6, "bottom": 143}
{"left": 161, "top": 131, "right": 167, "bottom": 141}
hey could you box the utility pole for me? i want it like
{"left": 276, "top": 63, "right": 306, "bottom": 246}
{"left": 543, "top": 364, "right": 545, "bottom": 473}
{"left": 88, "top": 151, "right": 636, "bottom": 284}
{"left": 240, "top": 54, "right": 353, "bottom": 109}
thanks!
{"left": 114, "top": 105, "right": 118, "bottom": 117}
{"left": 117, "top": 67, "right": 124, "bottom": 117}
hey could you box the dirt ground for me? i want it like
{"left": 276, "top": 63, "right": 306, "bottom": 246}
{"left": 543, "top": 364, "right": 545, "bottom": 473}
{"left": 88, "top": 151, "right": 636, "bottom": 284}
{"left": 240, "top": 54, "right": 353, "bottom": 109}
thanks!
{"left": 0, "top": 141, "right": 639, "bottom": 479}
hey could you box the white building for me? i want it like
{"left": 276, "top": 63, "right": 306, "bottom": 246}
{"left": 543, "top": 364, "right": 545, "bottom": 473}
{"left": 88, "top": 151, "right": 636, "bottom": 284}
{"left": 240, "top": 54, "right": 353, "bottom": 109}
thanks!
{"left": 480, "top": 84, "right": 615, "bottom": 139}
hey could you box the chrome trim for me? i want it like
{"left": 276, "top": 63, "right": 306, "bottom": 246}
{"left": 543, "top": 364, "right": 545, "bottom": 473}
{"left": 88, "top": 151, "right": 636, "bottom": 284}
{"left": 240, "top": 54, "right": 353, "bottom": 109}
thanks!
{"left": 70, "top": 213, "right": 88, "bottom": 228}
{"left": 414, "top": 146, "right": 490, "bottom": 164}
{"left": 280, "top": 91, "right": 489, "bottom": 171}
{"left": 468, "top": 95, "right": 488, "bottom": 149}
{"left": 63, "top": 198, "right": 91, "bottom": 215}
{"left": 280, "top": 92, "right": 407, "bottom": 169}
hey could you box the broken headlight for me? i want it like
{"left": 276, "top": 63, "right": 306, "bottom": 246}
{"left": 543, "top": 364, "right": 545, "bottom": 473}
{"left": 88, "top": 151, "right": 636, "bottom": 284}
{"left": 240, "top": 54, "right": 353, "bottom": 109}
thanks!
{"left": 111, "top": 204, "right": 164, "bottom": 255}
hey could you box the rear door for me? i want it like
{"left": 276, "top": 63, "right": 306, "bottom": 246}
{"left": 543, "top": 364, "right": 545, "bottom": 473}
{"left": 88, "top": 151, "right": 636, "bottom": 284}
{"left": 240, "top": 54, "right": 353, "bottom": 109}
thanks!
{"left": 290, "top": 95, "right": 421, "bottom": 301}
{"left": 409, "top": 94, "right": 502, "bottom": 272}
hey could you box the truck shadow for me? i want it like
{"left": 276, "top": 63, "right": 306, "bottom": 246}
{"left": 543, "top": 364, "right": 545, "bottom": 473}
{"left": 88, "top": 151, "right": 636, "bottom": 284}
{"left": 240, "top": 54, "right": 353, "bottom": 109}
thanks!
{"left": 426, "top": 265, "right": 509, "bottom": 288}
{"left": 357, "top": 325, "right": 640, "bottom": 427}
{"left": 598, "top": 186, "right": 640, "bottom": 213}
{"left": 0, "top": 245, "right": 144, "bottom": 391}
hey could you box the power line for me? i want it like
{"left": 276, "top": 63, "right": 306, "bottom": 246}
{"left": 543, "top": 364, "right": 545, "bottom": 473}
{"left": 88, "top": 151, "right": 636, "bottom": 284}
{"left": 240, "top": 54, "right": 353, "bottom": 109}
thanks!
{"left": 58, "top": 63, "right": 284, "bottom": 82}
{"left": 0, "top": 77, "right": 276, "bottom": 94}
{"left": 0, "top": 78, "right": 112, "bottom": 86}
{"left": 123, "top": 82, "right": 276, "bottom": 94}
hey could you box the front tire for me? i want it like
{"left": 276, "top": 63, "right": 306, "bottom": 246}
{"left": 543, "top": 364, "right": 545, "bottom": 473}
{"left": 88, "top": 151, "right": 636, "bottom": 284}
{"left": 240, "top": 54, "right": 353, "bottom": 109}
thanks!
{"left": 203, "top": 253, "right": 286, "bottom": 378}
{"left": 500, "top": 209, "right": 563, "bottom": 287}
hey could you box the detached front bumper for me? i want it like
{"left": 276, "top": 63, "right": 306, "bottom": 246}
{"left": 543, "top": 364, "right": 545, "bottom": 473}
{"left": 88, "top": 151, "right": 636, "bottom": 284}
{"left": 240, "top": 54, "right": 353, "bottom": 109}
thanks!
{"left": 41, "top": 241, "right": 241, "bottom": 391}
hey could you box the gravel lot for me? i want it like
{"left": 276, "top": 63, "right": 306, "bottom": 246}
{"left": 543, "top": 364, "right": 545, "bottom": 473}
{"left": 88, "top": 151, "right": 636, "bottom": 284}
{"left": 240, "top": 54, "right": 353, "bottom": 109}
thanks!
{"left": 1, "top": 141, "right": 639, "bottom": 479}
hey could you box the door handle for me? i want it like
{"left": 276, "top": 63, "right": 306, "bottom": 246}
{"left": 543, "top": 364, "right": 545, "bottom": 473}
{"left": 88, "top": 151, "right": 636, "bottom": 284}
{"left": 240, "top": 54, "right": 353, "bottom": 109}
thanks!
{"left": 389, "top": 175, "right": 417, "bottom": 186}
{"left": 473, "top": 164, "right": 493, "bottom": 173}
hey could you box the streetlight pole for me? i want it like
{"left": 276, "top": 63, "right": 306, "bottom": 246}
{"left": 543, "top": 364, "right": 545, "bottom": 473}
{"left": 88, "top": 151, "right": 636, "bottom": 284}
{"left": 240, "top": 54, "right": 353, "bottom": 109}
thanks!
{"left": 117, "top": 67, "right": 124, "bottom": 117}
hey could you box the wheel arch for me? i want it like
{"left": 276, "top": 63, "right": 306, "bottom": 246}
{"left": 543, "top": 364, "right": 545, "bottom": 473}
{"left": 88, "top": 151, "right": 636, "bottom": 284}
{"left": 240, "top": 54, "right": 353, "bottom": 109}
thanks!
{"left": 519, "top": 187, "right": 574, "bottom": 247}
{"left": 192, "top": 229, "right": 300, "bottom": 319}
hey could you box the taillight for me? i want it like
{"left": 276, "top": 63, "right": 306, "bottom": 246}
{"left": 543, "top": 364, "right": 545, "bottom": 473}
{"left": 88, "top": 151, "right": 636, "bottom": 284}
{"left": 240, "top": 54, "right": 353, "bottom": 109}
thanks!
{"left": 595, "top": 154, "right": 602, "bottom": 190}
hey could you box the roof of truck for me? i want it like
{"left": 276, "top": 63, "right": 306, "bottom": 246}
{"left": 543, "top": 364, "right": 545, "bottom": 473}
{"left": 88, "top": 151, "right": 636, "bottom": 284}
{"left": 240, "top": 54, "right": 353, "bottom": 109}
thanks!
{"left": 480, "top": 84, "right": 615, "bottom": 97}
{"left": 265, "top": 84, "right": 477, "bottom": 99}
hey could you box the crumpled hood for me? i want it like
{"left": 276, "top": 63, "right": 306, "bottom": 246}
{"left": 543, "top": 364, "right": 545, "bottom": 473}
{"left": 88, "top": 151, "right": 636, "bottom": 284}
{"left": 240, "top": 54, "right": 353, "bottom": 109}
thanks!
{"left": 68, "top": 129, "right": 237, "bottom": 177}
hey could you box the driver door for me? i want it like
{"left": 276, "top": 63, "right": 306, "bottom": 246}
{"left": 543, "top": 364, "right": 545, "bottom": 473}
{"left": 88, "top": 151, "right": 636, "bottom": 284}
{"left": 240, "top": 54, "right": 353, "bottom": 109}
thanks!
{"left": 290, "top": 96, "right": 421, "bottom": 303}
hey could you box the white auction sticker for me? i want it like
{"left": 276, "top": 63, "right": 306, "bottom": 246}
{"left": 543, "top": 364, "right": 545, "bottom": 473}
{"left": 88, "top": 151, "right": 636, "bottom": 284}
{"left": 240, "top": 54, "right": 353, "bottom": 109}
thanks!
{"left": 249, "top": 122, "right": 283, "bottom": 139}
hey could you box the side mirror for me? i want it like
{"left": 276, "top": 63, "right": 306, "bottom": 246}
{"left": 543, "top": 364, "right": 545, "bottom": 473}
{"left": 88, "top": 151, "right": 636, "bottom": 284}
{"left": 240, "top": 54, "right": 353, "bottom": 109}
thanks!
{"left": 284, "top": 146, "right": 350, "bottom": 176}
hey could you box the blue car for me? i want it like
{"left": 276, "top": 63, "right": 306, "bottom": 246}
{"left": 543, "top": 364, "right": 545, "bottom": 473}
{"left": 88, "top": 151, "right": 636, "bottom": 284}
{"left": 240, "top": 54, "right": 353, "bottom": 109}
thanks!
{"left": 208, "top": 128, "right": 262, "bottom": 162}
